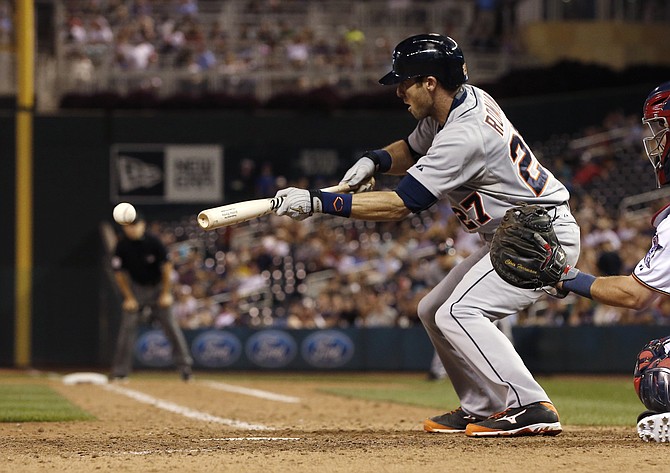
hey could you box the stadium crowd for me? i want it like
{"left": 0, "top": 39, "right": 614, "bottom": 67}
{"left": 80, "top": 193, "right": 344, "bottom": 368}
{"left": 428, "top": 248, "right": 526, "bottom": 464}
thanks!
{"left": 58, "top": 0, "right": 516, "bottom": 100}
{"left": 58, "top": 1, "right": 667, "bottom": 331}
{"left": 135, "top": 108, "right": 669, "bottom": 331}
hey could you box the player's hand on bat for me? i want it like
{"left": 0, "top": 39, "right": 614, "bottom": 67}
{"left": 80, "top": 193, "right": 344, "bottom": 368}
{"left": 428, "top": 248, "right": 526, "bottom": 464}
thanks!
{"left": 340, "top": 155, "right": 376, "bottom": 189}
{"left": 274, "top": 187, "right": 323, "bottom": 221}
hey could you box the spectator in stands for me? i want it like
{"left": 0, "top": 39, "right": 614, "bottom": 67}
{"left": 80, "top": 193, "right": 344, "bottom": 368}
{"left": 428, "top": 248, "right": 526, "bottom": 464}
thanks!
{"left": 67, "top": 50, "right": 95, "bottom": 86}
{"left": 255, "top": 162, "right": 278, "bottom": 197}
{"left": 286, "top": 297, "right": 326, "bottom": 328}
{"left": 176, "top": 0, "right": 199, "bottom": 18}
{"left": 286, "top": 30, "right": 310, "bottom": 69}
{"left": 159, "top": 16, "right": 187, "bottom": 55}
{"left": 192, "top": 297, "right": 219, "bottom": 328}
{"left": 66, "top": 15, "right": 87, "bottom": 44}
{"left": 87, "top": 15, "right": 114, "bottom": 45}
{"left": 214, "top": 300, "right": 241, "bottom": 328}
{"left": 469, "top": 0, "right": 500, "bottom": 50}
{"left": 173, "top": 284, "right": 199, "bottom": 328}
{"left": 355, "top": 289, "right": 398, "bottom": 327}
{"left": 132, "top": 0, "right": 154, "bottom": 17}
{"left": 115, "top": 28, "right": 158, "bottom": 70}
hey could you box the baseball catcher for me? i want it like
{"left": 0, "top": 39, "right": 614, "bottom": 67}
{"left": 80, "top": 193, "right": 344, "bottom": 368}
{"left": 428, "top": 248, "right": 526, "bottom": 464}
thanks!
{"left": 490, "top": 204, "right": 577, "bottom": 292}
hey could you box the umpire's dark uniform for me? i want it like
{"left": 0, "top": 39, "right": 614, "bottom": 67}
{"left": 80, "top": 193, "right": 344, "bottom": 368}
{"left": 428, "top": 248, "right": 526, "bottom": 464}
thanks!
{"left": 110, "top": 214, "right": 193, "bottom": 381}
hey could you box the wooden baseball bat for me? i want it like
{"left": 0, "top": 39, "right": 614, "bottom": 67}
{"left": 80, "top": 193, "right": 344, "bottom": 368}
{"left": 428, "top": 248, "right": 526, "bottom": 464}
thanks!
{"left": 197, "top": 178, "right": 374, "bottom": 230}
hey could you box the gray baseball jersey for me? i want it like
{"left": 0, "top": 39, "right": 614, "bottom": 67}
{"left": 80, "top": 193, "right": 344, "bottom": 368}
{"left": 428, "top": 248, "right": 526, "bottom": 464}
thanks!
{"left": 401, "top": 84, "right": 570, "bottom": 236}
{"left": 405, "top": 84, "right": 581, "bottom": 418}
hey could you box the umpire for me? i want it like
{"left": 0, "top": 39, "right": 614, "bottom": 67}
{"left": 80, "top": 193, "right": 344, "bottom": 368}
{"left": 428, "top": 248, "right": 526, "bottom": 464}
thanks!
{"left": 110, "top": 211, "right": 193, "bottom": 382}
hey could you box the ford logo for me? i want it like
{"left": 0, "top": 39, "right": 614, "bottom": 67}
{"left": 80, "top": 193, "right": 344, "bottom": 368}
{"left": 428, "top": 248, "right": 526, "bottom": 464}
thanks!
{"left": 134, "top": 330, "right": 174, "bottom": 368}
{"left": 191, "top": 330, "right": 242, "bottom": 368}
{"left": 246, "top": 330, "right": 297, "bottom": 368}
{"left": 301, "top": 331, "right": 354, "bottom": 368}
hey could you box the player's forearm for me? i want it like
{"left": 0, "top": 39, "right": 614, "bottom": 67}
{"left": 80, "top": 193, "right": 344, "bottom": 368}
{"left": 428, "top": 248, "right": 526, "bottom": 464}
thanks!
{"left": 114, "top": 272, "right": 134, "bottom": 299}
{"left": 590, "top": 275, "right": 659, "bottom": 310}
{"left": 350, "top": 191, "right": 410, "bottom": 221}
{"left": 384, "top": 140, "right": 417, "bottom": 175}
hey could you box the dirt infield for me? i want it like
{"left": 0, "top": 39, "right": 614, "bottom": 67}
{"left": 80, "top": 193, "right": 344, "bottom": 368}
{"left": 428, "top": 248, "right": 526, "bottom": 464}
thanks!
{"left": 0, "top": 372, "right": 663, "bottom": 472}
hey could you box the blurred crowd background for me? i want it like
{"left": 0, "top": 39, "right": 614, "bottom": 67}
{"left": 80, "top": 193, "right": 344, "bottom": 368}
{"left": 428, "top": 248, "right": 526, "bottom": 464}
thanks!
{"left": 5, "top": 1, "right": 670, "bottom": 330}
{"left": 136, "top": 106, "right": 670, "bottom": 332}
{"left": 1, "top": 0, "right": 669, "bottom": 109}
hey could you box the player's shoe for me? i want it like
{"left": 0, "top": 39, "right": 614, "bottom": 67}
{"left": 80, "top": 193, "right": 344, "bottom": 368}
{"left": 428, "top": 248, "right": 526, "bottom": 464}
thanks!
{"left": 180, "top": 367, "right": 193, "bottom": 383}
{"left": 423, "top": 407, "right": 482, "bottom": 433}
{"left": 465, "top": 402, "right": 562, "bottom": 437}
{"left": 637, "top": 410, "right": 670, "bottom": 442}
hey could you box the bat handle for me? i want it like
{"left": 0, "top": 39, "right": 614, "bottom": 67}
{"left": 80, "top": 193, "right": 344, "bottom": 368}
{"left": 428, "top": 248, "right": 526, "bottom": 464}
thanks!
{"left": 269, "top": 196, "right": 284, "bottom": 211}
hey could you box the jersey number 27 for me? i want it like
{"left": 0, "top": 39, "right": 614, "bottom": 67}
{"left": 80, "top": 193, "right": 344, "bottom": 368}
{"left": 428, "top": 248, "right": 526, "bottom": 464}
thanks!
{"left": 452, "top": 133, "right": 549, "bottom": 230}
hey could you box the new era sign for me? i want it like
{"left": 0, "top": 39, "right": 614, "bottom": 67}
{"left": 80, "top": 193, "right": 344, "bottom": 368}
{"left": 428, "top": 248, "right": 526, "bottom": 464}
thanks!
{"left": 111, "top": 144, "right": 223, "bottom": 203}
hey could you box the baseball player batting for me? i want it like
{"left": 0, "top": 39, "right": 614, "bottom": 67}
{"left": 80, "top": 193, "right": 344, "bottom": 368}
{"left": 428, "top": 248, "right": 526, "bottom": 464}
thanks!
{"left": 273, "top": 33, "right": 581, "bottom": 437}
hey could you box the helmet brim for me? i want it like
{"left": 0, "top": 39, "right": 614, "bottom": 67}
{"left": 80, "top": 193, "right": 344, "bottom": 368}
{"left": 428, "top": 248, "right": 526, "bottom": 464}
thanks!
{"left": 379, "top": 71, "right": 403, "bottom": 85}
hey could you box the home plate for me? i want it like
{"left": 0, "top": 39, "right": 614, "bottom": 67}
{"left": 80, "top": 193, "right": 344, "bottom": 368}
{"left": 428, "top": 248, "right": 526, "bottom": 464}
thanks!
{"left": 62, "top": 372, "right": 109, "bottom": 385}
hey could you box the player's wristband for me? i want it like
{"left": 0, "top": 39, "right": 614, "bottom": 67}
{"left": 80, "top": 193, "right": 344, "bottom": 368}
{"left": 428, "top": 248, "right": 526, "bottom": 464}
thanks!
{"left": 562, "top": 271, "right": 596, "bottom": 299}
{"left": 364, "top": 149, "right": 392, "bottom": 173}
{"left": 310, "top": 190, "right": 352, "bottom": 217}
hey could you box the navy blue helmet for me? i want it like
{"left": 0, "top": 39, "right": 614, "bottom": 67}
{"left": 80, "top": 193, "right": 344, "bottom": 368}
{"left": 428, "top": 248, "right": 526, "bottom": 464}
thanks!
{"left": 379, "top": 33, "right": 468, "bottom": 89}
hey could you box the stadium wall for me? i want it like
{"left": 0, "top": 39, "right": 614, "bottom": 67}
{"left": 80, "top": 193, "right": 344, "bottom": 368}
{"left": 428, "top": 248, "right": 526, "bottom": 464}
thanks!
{"left": 130, "top": 325, "right": 657, "bottom": 374}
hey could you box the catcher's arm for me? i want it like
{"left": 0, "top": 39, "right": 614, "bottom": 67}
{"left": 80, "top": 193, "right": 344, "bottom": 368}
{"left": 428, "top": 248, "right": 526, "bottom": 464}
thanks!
{"left": 491, "top": 205, "right": 663, "bottom": 308}
{"left": 561, "top": 274, "right": 659, "bottom": 310}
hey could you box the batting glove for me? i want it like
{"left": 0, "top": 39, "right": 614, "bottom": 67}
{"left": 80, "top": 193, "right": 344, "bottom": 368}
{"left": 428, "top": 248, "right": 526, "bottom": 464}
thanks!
{"left": 274, "top": 187, "right": 323, "bottom": 220}
{"left": 340, "top": 156, "right": 376, "bottom": 188}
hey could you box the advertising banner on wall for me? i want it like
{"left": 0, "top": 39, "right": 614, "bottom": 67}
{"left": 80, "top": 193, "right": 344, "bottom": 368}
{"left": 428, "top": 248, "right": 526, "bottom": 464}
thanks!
{"left": 111, "top": 144, "right": 223, "bottom": 203}
{"left": 133, "top": 327, "right": 434, "bottom": 371}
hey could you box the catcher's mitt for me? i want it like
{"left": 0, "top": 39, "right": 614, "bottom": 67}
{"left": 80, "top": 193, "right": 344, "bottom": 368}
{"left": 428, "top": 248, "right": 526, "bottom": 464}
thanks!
{"left": 490, "top": 204, "right": 568, "bottom": 290}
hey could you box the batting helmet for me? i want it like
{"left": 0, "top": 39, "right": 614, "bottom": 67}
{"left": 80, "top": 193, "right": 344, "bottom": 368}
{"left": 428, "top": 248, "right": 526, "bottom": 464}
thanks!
{"left": 379, "top": 33, "right": 468, "bottom": 89}
{"left": 642, "top": 81, "right": 670, "bottom": 187}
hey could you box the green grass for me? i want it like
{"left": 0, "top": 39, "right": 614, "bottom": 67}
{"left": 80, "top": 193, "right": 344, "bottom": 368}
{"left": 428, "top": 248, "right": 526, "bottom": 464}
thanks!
{"left": 319, "top": 375, "right": 642, "bottom": 426}
{"left": 0, "top": 384, "right": 95, "bottom": 422}
{"left": 0, "top": 372, "right": 643, "bottom": 426}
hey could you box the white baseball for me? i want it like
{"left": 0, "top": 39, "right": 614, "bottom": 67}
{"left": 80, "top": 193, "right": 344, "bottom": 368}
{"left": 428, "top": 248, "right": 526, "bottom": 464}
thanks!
{"left": 113, "top": 202, "right": 137, "bottom": 225}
